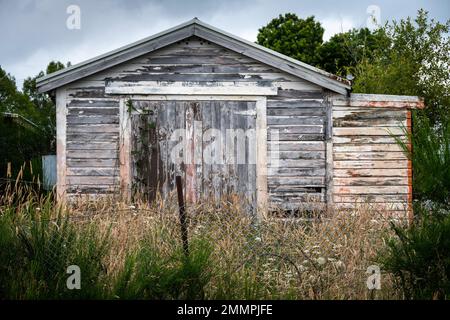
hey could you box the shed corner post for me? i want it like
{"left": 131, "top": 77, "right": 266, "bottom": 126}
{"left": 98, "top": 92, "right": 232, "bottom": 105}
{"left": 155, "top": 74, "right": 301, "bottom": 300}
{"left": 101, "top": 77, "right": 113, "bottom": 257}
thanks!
{"left": 325, "top": 90, "right": 335, "bottom": 213}
{"left": 56, "top": 87, "right": 67, "bottom": 204}
{"left": 119, "top": 98, "right": 132, "bottom": 202}
{"left": 406, "top": 109, "right": 414, "bottom": 222}
{"left": 256, "top": 96, "right": 268, "bottom": 219}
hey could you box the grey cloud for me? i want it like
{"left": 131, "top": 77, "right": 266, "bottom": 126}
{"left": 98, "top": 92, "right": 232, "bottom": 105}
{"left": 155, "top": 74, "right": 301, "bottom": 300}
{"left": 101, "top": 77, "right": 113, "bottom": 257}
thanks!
{"left": 0, "top": 0, "right": 448, "bottom": 86}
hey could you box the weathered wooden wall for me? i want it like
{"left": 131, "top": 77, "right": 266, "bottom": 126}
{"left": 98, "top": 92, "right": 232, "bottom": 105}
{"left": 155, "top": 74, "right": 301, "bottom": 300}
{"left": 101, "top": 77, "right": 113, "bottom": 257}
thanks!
{"left": 267, "top": 91, "right": 327, "bottom": 210}
{"left": 62, "top": 36, "right": 327, "bottom": 206}
{"left": 65, "top": 98, "right": 120, "bottom": 196}
{"left": 331, "top": 95, "right": 413, "bottom": 216}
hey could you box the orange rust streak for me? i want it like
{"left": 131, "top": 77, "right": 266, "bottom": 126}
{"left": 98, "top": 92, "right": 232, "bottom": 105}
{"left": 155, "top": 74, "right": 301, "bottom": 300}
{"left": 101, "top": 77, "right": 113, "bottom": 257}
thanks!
{"left": 348, "top": 99, "right": 426, "bottom": 109}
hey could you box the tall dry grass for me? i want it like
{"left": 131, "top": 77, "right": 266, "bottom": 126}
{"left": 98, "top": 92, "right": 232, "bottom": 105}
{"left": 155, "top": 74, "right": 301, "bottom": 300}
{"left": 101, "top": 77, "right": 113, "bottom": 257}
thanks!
{"left": 67, "top": 193, "right": 401, "bottom": 299}
{"left": 0, "top": 179, "right": 402, "bottom": 299}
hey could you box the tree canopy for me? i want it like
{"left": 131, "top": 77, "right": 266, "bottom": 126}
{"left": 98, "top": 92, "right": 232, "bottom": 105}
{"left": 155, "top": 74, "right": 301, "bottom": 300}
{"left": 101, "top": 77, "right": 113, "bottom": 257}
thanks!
{"left": 353, "top": 10, "right": 450, "bottom": 125}
{"left": 257, "top": 13, "right": 324, "bottom": 66}
{"left": 0, "top": 61, "right": 68, "bottom": 177}
{"left": 317, "top": 27, "right": 390, "bottom": 76}
{"left": 257, "top": 10, "right": 449, "bottom": 125}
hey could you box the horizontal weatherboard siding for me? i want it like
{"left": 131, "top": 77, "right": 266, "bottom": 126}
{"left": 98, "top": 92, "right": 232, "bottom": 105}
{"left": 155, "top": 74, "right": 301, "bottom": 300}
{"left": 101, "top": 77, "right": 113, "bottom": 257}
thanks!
{"left": 331, "top": 98, "right": 411, "bottom": 216}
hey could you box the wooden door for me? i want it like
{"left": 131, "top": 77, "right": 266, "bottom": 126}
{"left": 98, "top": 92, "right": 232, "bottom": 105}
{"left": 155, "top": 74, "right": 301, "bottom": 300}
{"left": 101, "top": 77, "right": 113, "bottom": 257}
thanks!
{"left": 130, "top": 100, "right": 257, "bottom": 208}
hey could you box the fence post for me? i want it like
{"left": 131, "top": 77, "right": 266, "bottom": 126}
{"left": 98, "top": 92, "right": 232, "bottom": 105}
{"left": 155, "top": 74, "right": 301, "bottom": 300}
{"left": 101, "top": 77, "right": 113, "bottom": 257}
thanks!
{"left": 176, "top": 175, "right": 189, "bottom": 257}
{"left": 7, "top": 162, "right": 11, "bottom": 178}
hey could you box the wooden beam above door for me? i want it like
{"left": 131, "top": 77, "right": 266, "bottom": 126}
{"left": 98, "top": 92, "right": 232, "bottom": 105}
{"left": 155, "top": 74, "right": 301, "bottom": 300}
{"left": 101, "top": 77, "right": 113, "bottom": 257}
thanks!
{"left": 105, "top": 81, "right": 278, "bottom": 96}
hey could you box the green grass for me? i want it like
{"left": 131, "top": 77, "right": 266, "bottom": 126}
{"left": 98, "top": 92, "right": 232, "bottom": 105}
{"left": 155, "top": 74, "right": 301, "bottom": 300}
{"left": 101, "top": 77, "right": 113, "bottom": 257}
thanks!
{"left": 0, "top": 185, "right": 402, "bottom": 300}
{"left": 0, "top": 197, "right": 110, "bottom": 299}
{"left": 113, "top": 236, "right": 213, "bottom": 300}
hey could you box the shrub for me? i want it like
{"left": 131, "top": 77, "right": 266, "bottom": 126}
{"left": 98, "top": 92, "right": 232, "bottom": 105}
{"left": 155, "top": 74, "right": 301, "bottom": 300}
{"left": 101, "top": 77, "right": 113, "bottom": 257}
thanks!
{"left": 395, "top": 112, "right": 450, "bottom": 209}
{"left": 380, "top": 206, "right": 450, "bottom": 299}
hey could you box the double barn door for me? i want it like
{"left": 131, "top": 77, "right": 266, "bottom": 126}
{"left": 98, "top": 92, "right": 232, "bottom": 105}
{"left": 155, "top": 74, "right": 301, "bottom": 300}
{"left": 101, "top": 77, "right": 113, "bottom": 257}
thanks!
{"left": 130, "top": 100, "right": 257, "bottom": 208}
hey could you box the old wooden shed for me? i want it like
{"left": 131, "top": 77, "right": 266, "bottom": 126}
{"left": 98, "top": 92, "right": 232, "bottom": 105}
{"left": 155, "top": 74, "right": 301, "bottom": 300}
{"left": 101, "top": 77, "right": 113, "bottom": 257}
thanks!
{"left": 36, "top": 18, "right": 424, "bottom": 217}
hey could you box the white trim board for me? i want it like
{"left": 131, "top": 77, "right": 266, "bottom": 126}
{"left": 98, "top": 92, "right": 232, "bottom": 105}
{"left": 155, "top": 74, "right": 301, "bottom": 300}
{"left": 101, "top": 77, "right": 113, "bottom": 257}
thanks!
{"left": 55, "top": 88, "right": 67, "bottom": 202}
{"left": 106, "top": 82, "right": 278, "bottom": 96}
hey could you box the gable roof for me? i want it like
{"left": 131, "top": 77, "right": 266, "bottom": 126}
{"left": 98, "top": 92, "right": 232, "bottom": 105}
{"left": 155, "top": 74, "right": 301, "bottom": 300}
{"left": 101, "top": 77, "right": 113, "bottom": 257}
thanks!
{"left": 36, "top": 18, "right": 352, "bottom": 95}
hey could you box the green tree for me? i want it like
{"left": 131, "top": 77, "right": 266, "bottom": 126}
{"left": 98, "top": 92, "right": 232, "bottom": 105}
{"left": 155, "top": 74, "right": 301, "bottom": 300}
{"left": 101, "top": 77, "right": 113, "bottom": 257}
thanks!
{"left": 22, "top": 61, "right": 69, "bottom": 145}
{"left": 317, "top": 27, "right": 390, "bottom": 76}
{"left": 256, "top": 13, "right": 324, "bottom": 65}
{"left": 353, "top": 10, "right": 450, "bottom": 125}
{"left": 0, "top": 67, "right": 45, "bottom": 177}
{"left": 0, "top": 67, "right": 36, "bottom": 119}
{"left": 0, "top": 61, "right": 68, "bottom": 178}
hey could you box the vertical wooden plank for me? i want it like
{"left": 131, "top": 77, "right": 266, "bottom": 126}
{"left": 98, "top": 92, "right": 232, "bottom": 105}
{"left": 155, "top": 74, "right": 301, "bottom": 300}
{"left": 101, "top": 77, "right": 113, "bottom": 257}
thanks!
{"left": 256, "top": 97, "right": 268, "bottom": 218}
{"left": 226, "top": 101, "right": 238, "bottom": 194}
{"left": 235, "top": 102, "right": 249, "bottom": 207}
{"left": 130, "top": 113, "right": 140, "bottom": 197}
{"left": 325, "top": 91, "right": 334, "bottom": 211}
{"left": 220, "top": 100, "right": 231, "bottom": 196}
{"left": 166, "top": 100, "right": 178, "bottom": 195}
{"left": 194, "top": 107, "right": 203, "bottom": 200}
{"left": 202, "top": 100, "right": 213, "bottom": 199}
{"left": 185, "top": 101, "right": 196, "bottom": 203}
{"left": 119, "top": 98, "right": 132, "bottom": 201}
{"left": 147, "top": 103, "right": 159, "bottom": 202}
{"left": 56, "top": 88, "right": 67, "bottom": 203}
{"left": 176, "top": 101, "right": 186, "bottom": 192}
{"left": 211, "top": 100, "right": 222, "bottom": 201}
{"left": 246, "top": 101, "right": 257, "bottom": 213}
{"left": 156, "top": 101, "right": 168, "bottom": 197}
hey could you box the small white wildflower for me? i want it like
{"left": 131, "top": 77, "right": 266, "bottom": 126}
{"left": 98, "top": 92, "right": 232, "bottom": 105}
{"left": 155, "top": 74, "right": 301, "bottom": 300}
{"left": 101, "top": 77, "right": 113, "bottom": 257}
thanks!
{"left": 36, "top": 207, "right": 41, "bottom": 211}
{"left": 334, "top": 261, "right": 345, "bottom": 269}
{"left": 254, "top": 237, "right": 262, "bottom": 242}
{"left": 316, "top": 257, "right": 326, "bottom": 265}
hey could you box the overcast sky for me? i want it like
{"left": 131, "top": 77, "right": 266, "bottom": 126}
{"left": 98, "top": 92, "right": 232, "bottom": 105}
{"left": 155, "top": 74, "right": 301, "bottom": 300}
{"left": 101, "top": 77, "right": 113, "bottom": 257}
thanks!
{"left": 1, "top": 0, "right": 449, "bottom": 88}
